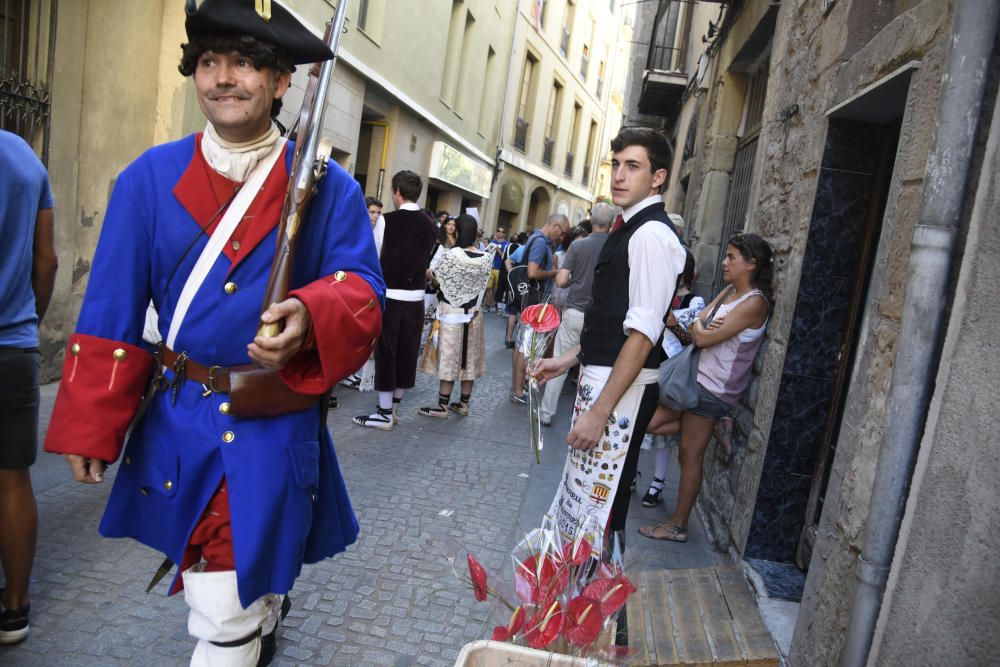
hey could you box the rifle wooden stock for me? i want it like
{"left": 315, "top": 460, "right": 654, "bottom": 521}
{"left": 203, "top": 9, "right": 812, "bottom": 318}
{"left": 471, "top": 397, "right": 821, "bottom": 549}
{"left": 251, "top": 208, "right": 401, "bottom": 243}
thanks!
{"left": 257, "top": 4, "right": 349, "bottom": 337}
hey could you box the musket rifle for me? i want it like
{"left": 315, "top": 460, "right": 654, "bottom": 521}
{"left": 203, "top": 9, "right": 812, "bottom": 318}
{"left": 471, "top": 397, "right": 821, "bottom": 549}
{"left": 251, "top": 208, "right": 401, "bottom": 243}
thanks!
{"left": 257, "top": 0, "right": 350, "bottom": 338}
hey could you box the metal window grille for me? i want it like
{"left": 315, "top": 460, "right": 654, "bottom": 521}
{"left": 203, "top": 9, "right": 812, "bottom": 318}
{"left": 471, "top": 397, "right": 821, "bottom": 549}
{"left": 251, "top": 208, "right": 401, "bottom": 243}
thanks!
{"left": 514, "top": 117, "right": 529, "bottom": 152}
{"left": 712, "top": 66, "right": 768, "bottom": 294}
{"left": 1, "top": 0, "right": 57, "bottom": 162}
{"left": 542, "top": 138, "right": 554, "bottom": 166}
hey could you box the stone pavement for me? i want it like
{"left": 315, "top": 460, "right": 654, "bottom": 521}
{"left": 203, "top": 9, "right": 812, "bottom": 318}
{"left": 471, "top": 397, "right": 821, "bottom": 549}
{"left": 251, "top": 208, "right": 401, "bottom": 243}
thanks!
{"left": 2, "top": 314, "right": 724, "bottom": 666}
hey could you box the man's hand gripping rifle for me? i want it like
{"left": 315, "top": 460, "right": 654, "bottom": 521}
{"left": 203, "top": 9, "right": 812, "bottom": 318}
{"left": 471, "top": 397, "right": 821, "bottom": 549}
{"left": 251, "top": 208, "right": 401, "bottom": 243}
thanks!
{"left": 256, "top": 0, "right": 349, "bottom": 343}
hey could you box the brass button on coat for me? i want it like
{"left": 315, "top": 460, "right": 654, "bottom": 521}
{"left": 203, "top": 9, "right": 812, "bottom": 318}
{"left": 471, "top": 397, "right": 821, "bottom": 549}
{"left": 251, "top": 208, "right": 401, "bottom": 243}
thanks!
{"left": 70, "top": 343, "right": 81, "bottom": 355}
{"left": 124, "top": 456, "right": 132, "bottom": 465}
{"left": 231, "top": 240, "right": 241, "bottom": 252}
{"left": 333, "top": 271, "right": 347, "bottom": 282}
{"left": 113, "top": 348, "right": 127, "bottom": 362}
{"left": 368, "top": 298, "right": 376, "bottom": 310}
{"left": 222, "top": 431, "right": 235, "bottom": 443}
{"left": 219, "top": 402, "right": 231, "bottom": 415}
{"left": 163, "top": 480, "right": 173, "bottom": 491}
{"left": 224, "top": 282, "right": 238, "bottom": 294}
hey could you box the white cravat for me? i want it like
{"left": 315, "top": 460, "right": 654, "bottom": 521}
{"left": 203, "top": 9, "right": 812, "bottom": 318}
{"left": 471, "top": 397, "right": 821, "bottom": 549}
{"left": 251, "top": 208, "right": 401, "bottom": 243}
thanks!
{"left": 201, "top": 122, "right": 280, "bottom": 182}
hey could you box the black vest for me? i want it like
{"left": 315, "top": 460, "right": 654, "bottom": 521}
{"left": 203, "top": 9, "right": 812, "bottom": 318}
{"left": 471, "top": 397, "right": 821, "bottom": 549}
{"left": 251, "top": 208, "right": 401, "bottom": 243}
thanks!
{"left": 578, "top": 203, "right": 678, "bottom": 369}
{"left": 380, "top": 208, "right": 437, "bottom": 291}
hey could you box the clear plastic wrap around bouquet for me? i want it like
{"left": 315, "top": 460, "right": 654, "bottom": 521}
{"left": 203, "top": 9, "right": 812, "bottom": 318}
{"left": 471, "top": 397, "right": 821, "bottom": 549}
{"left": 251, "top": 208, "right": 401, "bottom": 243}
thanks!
{"left": 518, "top": 303, "right": 561, "bottom": 464}
{"left": 452, "top": 515, "right": 638, "bottom": 663}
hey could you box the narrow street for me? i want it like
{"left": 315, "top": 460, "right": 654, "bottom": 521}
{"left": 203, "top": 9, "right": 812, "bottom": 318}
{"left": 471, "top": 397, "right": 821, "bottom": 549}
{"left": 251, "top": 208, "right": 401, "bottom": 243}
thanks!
{"left": 3, "top": 315, "right": 723, "bottom": 667}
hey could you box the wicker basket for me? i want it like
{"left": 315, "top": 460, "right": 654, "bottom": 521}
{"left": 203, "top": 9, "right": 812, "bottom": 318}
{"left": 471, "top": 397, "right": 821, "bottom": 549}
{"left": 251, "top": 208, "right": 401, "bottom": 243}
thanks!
{"left": 454, "top": 640, "right": 611, "bottom": 666}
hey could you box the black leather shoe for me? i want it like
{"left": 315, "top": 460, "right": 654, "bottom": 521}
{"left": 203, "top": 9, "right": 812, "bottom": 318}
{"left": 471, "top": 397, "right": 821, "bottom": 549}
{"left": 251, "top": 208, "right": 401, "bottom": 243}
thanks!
{"left": 257, "top": 596, "right": 291, "bottom": 667}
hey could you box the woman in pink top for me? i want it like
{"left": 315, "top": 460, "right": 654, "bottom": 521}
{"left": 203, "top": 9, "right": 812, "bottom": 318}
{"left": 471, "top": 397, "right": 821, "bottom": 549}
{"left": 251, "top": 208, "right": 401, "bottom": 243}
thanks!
{"left": 639, "top": 233, "right": 773, "bottom": 543}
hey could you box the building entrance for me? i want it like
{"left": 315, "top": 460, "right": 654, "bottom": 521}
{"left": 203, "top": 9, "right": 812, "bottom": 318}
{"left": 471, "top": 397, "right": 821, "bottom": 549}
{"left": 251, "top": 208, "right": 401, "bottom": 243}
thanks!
{"left": 745, "top": 116, "right": 903, "bottom": 568}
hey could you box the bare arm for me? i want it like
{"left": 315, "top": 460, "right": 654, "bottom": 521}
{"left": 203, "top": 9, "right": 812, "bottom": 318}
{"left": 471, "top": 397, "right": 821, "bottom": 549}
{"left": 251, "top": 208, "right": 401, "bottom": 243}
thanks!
{"left": 527, "top": 261, "right": 558, "bottom": 281}
{"left": 690, "top": 295, "right": 767, "bottom": 348}
{"left": 566, "top": 330, "right": 653, "bottom": 450}
{"left": 555, "top": 268, "right": 572, "bottom": 288}
{"left": 32, "top": 207, "right": 58, "bottom": 323}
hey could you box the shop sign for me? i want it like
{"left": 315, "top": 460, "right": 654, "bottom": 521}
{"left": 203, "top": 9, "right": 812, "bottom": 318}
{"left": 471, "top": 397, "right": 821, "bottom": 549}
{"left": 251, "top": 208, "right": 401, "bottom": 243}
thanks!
{"left": 429, "top": 141, "right": 492, "bottom": 199}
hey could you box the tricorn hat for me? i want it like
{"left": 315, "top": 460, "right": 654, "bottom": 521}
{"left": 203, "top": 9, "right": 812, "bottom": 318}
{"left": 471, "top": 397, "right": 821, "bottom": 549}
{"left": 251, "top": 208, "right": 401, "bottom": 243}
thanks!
{"left": 184, "top": 0, "right": 333, "bottom": 65}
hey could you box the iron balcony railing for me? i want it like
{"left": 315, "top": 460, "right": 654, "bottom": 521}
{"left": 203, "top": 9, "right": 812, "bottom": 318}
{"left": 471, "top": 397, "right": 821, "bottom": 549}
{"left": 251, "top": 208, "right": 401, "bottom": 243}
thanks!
{"left": 564, "top": 152, "right": 574, "bottom": 178}
{"left": 560, "top": 27, "right": 570, "bottom": 56}
{"left": 514, "top": 117, "right": 529, "bottom": 152}
{"left": 542, "top": 138, "right": 554, "bottom": 166}
{"left": 579, "top": 54, "right": 589, "bottom": 80}
{"left": 582, "top": 164, "right": 591, "bottom": 185}
{"left": 649, "top": 44, "right": 682, "bottom": 72}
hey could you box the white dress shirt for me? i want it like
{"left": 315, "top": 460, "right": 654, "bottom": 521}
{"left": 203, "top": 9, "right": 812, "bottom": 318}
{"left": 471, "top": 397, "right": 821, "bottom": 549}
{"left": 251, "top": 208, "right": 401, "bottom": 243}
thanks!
{"left": 621, "top": 195, "right": 687, "bottom": 345}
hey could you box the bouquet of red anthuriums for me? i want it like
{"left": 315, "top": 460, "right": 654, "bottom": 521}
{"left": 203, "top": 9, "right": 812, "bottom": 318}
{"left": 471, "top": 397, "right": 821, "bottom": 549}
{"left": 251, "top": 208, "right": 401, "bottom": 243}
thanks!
{"left": 455, "top": 516, "right": 637, "bottom": 662}
{"left": 519, "top": 303, "right": 561, "bottom": 463}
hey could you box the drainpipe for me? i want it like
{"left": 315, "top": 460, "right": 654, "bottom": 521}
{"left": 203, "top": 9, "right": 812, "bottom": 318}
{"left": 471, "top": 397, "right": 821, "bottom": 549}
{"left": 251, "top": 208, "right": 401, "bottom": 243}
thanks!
{"left": 838, "top": 2, "right": 1000, "bottom": 666}
{"left": 361, "top": 120, "right": 390, "bottom": 200}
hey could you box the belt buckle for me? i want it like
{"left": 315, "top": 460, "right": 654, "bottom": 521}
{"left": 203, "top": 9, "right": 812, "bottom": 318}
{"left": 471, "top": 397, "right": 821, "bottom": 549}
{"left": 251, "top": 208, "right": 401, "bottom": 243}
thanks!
{"left": 207, "top": 365, "right": 225, "bottom": 395}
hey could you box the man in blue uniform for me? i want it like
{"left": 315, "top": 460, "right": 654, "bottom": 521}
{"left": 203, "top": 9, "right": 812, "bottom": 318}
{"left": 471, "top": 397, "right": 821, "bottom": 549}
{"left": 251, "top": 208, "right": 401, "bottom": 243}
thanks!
{"left": 43, "top": 2, "right": 383, "bottom": 665}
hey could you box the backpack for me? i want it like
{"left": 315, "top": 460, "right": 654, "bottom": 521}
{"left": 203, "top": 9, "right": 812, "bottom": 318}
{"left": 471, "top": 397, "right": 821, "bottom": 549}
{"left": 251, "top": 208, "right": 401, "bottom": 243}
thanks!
{"left": 506, "top": 234, "right": 547, "bottom": 308}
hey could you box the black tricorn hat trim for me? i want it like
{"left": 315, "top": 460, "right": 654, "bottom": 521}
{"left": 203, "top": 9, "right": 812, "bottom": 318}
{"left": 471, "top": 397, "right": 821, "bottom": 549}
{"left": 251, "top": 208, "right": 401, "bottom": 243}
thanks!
{"left": 185, "top": 0, "right": 333, "bottom": 65}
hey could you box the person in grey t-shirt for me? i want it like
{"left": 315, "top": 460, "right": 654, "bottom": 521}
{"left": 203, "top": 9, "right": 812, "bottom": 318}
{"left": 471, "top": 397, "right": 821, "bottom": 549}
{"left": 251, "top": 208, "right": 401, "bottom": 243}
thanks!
{"left": 538, "top": 203, "right": 615, "bottom": 425}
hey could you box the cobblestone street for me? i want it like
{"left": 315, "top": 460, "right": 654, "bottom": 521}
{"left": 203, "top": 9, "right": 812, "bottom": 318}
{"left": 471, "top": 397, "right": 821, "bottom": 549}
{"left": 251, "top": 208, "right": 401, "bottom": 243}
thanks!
{"left": 2, "top": 315, "right": 722, "bottom": 666}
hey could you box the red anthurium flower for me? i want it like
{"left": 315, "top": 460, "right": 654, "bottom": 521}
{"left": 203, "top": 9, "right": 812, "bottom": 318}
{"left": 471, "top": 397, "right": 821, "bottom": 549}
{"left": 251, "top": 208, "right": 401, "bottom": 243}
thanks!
{"left": 564, "top": 595, "right": 603, "bottom": 647}
{"left": 514, "top": 554, "right": 570, "bottom": 604}
{"left": 467, "top": 553, "right": 488, "bottom": 602}
{"left": 581, "top": 574, "right": 637, "bottom": 617}
{"left": 520, "top": 304, "right": 561, "bottom": 333}
{"left": 490, "top": 606, "right": 526, "bottom": 642}
{"left": 523, "top": 600, "right": 565, "bottom": 649}
{"left": 561, "top": 537, "right": 592, "bottom": 567}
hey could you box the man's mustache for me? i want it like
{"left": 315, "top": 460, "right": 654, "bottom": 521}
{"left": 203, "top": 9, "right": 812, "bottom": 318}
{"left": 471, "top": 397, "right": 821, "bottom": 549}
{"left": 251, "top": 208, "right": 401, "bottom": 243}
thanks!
{"left": 207, "top": 89, "right": 251, "bottom": 101}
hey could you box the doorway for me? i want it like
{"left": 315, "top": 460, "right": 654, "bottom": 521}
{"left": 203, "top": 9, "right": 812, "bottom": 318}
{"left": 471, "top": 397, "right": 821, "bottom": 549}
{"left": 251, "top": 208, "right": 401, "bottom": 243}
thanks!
{"left": 744, "top": 117, "right": 902, "bottom": 567}
{"left": 527, "top": 186, "right": 551, "bottom": 231}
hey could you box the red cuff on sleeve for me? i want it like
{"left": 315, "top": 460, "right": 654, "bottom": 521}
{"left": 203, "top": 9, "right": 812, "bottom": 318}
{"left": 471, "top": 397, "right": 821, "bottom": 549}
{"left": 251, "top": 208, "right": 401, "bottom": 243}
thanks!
{"left": 44, "top": 334, "right": 154, "bottom": 463}
{"left": 281, "top": 272, "right": 382, "bottom": 394}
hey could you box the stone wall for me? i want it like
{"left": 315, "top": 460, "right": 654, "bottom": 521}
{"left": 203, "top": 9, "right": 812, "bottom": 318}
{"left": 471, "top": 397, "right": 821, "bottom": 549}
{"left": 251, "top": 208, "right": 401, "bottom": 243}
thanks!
{"left": 784, "top": 2, "right": 953, "bottom": 664}
{"left": 867, "top": 62, "right": 1000, "bottom": 665}
{"left": 40, "top": 0, "right": 186, "bottom": 381}
{"left": 658, "top": 0, "right": 958, "bottom": 658}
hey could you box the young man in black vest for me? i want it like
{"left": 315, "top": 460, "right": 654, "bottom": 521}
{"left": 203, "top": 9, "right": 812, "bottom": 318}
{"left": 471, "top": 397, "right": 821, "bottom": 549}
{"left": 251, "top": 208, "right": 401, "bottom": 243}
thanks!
{"left": 354, "top": 171, "right": 437, "bottom": 430}
{"left": 534, "top": 127, "right": 686, "bottom": 544}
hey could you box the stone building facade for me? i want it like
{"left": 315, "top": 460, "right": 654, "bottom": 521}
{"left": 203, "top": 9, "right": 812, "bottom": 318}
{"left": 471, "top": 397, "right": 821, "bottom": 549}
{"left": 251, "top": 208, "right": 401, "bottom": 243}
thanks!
{"left": 624, "top": 0, "right": 1000, "bottom": 664}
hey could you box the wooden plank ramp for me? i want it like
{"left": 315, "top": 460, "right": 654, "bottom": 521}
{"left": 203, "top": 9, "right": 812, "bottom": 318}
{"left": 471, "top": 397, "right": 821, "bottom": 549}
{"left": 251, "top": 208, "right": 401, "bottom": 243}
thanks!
{"left": 625, "top": 564, "right": 779, "bottom": 667}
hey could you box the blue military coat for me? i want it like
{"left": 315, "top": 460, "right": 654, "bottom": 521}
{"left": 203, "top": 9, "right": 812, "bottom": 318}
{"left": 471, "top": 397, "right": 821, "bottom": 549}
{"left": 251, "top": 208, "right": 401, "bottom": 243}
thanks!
{"left": 45, "top": 134, "right": 384, "bottom": 607}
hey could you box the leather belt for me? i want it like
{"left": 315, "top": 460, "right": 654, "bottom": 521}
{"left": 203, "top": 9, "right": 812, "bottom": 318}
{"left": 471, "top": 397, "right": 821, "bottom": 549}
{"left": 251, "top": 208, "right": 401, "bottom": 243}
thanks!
{"left": 161, "top": 346, "right": 233, "bottom": 394}
{"left": 157, "top": 345, "right": 321, "bottom": 418}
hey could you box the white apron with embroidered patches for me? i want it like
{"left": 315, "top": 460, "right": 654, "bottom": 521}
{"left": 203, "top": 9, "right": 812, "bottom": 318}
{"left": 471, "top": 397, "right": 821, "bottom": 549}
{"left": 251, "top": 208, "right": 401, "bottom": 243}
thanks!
{"left": 546, "top": 365, "right": 658, "bottom": 543}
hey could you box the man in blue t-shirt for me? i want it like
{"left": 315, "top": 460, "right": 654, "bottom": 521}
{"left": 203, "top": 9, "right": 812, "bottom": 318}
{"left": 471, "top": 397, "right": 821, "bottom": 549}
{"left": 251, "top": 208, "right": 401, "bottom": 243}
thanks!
{"left": 510, "top": 213, "right": 569, "bottom": 403}
{"left": 0, "top": 130, "right": 58, "bottom": 644}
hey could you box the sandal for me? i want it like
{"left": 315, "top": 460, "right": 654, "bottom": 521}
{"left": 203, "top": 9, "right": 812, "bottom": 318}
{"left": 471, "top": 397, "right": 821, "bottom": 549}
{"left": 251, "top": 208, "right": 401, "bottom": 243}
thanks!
{"left": 641, "top": 478, "right": 665, "bottom": 507}
{"left": 419, "top": 393, "right": 451, "bottom": 419}
{"left": 352, "top": 408, "right": 394, "bottom": 430}
{"left": 339, "top": 374, "right": 361, "bottom": 390}
{"left": 449, "top": 393, "right": 471, "bottom": 416}
{"left": 328, "top": 395, "right": 339, "bottom": 409}
{"left": 637, "top": 521, "right": 688, "bottom": 543}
